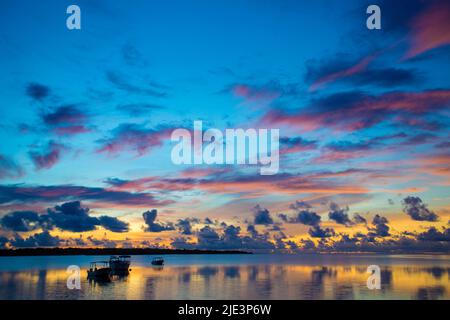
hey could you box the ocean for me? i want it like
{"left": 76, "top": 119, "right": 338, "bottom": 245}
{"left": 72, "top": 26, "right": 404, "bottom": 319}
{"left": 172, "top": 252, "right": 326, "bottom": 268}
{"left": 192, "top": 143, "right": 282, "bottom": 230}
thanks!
{"left": 0, "top": 254, "right": 449, "bottom": 300}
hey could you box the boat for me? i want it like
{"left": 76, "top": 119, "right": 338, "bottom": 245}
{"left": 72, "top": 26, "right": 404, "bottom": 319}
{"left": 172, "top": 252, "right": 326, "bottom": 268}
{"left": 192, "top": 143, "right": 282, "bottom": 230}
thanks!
{"left": 109, "top": 255, "right": 131, "bottom": 275}
{"left": 151, "top": 256, "right": 164, "bottom": 266}
{"left": 87, "top": 261, "right": 111, "bottom": 281}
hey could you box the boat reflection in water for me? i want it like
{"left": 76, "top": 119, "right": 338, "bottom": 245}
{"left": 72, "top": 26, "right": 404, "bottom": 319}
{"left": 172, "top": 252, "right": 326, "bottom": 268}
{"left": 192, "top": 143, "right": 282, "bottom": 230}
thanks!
{"left": 1, "top": 254, "right": 449, "bottom": 299}
{"left": 151, "top": 256, "right": 164, "bottom": 266}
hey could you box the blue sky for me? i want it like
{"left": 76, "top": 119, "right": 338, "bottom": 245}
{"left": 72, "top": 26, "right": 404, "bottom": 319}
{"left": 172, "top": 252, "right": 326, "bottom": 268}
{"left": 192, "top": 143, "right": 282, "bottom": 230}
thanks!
{"left": 0, "top": 0, "right": 449, "bottom": 251}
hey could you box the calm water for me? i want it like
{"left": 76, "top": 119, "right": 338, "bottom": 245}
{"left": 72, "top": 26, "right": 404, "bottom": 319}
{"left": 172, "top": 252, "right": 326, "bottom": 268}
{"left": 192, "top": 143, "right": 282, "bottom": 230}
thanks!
{"left": 0, "top": 254, "right": 449, "bottom": 300}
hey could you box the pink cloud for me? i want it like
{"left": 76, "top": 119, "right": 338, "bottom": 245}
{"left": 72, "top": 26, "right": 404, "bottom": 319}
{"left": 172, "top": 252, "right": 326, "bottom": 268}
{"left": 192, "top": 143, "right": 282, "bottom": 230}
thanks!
{"left": 262, "top": 89, "right": 450, "bottom": 132}
{"left": 309, "top": 53, "right": 379, "bottom": 92}
{"left": 404, "top": 2, "right": 450, "bottom": 59}
{"left": 29, "top": 141, "right": 65, "bottom": 170}
{"left": 97, "top": 124, "right": 173, "bottom": 157}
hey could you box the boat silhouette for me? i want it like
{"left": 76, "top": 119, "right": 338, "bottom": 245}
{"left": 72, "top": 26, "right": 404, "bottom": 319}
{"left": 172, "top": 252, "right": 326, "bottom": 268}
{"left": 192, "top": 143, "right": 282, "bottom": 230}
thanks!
{"left": 109, "top": 255, "right": 131, "bottom": 275}
{"left": 87, "top": 261, "right": 111, "bottom": 281}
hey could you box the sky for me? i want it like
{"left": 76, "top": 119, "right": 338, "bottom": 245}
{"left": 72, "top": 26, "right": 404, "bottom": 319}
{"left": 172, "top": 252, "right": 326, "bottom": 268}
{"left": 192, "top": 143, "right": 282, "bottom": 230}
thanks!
{"left": 0, "top": 0, "right": 449, "bottom": 252}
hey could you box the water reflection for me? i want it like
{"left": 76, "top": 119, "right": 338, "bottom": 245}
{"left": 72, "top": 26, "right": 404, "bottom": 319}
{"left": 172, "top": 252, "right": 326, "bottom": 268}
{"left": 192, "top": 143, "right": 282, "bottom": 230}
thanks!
{"left": 0, "top": 259, "right": 449, "bottom": 300}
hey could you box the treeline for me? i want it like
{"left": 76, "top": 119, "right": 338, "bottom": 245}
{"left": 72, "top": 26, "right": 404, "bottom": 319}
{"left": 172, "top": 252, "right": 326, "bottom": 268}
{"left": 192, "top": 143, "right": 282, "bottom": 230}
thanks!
{"left": 0, "top": 247, "right": 250, "bottom": 256}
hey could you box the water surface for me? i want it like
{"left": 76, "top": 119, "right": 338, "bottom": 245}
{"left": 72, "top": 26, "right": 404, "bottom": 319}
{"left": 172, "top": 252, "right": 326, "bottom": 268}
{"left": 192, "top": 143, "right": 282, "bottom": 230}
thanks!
{"left": 0, "top": 254, "right": 449, "bottom": 300}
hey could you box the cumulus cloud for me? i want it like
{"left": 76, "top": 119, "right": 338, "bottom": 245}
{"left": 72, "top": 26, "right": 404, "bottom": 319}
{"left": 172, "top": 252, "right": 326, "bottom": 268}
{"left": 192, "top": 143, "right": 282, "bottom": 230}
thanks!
{"left": 0, "top": 201, "right": 129, "bottom": 234}
{"left": 293, "top": 210, "right": 321, "bottom": 226}
{"left": 252, "top": 205, "right": 273, "bottom": 225}
{"left": 289, "top": 200, "right": 312, "bottom": 210}
{"left": 97, "top": 215, "right": 129, "bottom": 233}
{"left": 0, "top": 211, "right": 44, "bottom": 232}
{"left": 176, "top": 218, "right": 197, "bottom": 235}
{"left": 352, "top": 213, "right": 367, "bottom": 225}
{"left": 10, "top": 231, "right": 61, "bottom": 248}
{"left": 369, "top": 214, "right": 390, "bottom": 237}
{"left": 170, "top": 223, "right": 277, "bottom": 251}
{"left": 328, "top": 202, "right": 352, "bottom": 226}
{"left": 47, "top": 201, "right": 99, "bottom": 232}
{"left": 143, "top": 209, "right": 175, "bottom": 232}
{"left": 309, "top": 226, "right": 335, "bottom": 238}
{"left": 402, "top": 196, "right": 439, "bottom": 221}
{"left": 417, "top": 227, "right": 450, "bottom": 241}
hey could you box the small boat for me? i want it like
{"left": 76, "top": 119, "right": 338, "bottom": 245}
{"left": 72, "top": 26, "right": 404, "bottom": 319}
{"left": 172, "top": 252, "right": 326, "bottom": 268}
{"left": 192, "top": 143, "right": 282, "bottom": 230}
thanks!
{"left": 87, "top": 261, "right": 111, "bottom": 280}
{"left": 151, "top": 257, "right": 164, "bottom": 266}
{"left": 109, "top": 255, "right": 131, "bottom": 275}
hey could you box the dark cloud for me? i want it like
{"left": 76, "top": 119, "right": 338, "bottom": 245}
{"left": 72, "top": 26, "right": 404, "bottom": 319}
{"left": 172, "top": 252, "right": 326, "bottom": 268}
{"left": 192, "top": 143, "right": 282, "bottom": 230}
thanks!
{"left": 47, "top": 201, "right": 96, "bottom": 232}
{"left": 402, "top": 196, "right": 439, "bottom": 221}
{"left": 417, "top": 227, "right": 450, "bottom": 241}
{"left": 289, "top": 200, "right": 312, "bottom": 210}
{"left": 328, "top": 202, "right": 352, "bottom": 226}
{"left": 42, "top": 105, "right": 90, "bottom": 136}
{"left": 403, "top": 133, "right": 436, "bottom": 145}
{"left": 97, "top": 123, "right": 172, "bottom": 156}
{"left": 10, "top": 231, "right": 61, "bottom": 248}
{"left": 0, "top": 236, "right": 8, "bottom": 249}
{"left": 349, "top": 67, "right": 420, "bottom": 88}
{"left": 0, "top": 211, "right": 43, "bottom": 232}
{"left": 0, "top": 184, "right": 172, "bottom": 207}
{"left": 42, "top": 105, "right": 86, "bottom": 126}
{"left": 0, "top": 154, "right": 23, "bottom": 179}
{"left": 176, "top": 218, "right": 194, "bottom": 235}
{"left": 309, "top": 226, "right": 335, "bottom": 238}
{"left": 435, "top": 141, "right": 450, "bottom": 149}
{"left": 305, "top": 51, "right": 420, "bottom": 89}
{"left": 116, "top": 103, "right": 164, "bottom": 116}
{"left": 106, "top": 71, "right": 167, "bottom": 97}
{"left": 171, "top": 223, "right": 277, "bottom": 251}
{"left": 352, "top": 213, "right": 367, "bottom": 225}
{"left": 143, "top": 209, "right": 175, "bottom": 232}
{"left": 252, "top": 205, "right": 273, "bottom": 225}
{"left": 29, "top": 141, "right": 65, "bottom": 170}
{"left": 280, "top": 136, "right": 317, "bottom": 154}
{"left": 262, "top": 89, "right": 450, "bottom": 132}
{"left": 1, "top": 201, "right": 129, "bottom": 233}
{"left": 369, "top": 214, "right": 390, "bottom": 237}
{"left": 86, "top": 236, "right": 117, "bottom": 248}
{"left": 291, "top": 210, "right": 321, "bottom": 226}
{"left": 325, "top": 140, "right": 375, "bottom": 152}
{"left": 26, "top": 83, "right": 50, "bottom": 101}
{"left": 98, "top": 215, "right": 129, "bottom": 233}
{"left": 197, "top": 226, "right": 221, "bottom": 247}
